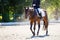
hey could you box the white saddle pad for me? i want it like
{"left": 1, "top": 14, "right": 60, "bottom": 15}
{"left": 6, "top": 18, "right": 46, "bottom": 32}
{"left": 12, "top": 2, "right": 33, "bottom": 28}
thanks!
{"left": 38, "top": 8, "right": 45, "bottom": 17}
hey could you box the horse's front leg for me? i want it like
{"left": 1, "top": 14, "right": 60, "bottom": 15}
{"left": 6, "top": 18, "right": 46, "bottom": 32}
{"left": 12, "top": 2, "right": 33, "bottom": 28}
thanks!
{"left": 30, "top": 20, "right": 35, "bottom": 36}
{"left": 37, "top": 19, "right": 40, "bottom": 36}
{"left": 34, "top": 21, "right": 36, "bottom": 36}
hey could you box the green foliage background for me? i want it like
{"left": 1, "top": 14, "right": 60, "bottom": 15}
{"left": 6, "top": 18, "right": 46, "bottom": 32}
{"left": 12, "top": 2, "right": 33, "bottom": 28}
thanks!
{"left": 0, "top": 0, "right": 60, "bottom": 22}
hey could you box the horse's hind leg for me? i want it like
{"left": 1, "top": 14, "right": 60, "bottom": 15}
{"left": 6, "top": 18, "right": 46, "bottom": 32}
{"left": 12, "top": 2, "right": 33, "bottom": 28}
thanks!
{"left": 45, "top": 21, "right": 48, "bottom": 36}
{"left": 30, "top": 20, "right": 35, "bottom": 36}
{"left": 46, "top": 28, "right": 48, "bottom": 36}
{"left": 43, "top": 17, "right": 48, "bottom": 36}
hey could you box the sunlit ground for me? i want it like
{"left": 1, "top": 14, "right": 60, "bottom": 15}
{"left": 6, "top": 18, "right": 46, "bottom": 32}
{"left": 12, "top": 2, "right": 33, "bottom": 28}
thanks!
{"left": 0, "top": 22, "right": 60, "bottom": 40}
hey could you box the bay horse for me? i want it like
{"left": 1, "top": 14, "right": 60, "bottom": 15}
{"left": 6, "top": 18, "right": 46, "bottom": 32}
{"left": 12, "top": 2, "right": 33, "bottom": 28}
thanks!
{"left": 24, "top": 7, "right": 48, "bottom": 36}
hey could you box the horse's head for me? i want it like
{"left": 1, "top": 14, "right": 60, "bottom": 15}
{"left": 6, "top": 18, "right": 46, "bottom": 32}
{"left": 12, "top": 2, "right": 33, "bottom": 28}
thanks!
{"left": 24, "top": 6, "right": 34, "bottom": 19}
{"left": 24, "top": 7, "right": 29, "bottom": 19}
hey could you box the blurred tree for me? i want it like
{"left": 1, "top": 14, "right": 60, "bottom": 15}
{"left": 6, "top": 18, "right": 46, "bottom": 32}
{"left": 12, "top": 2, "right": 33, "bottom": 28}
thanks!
{"left": 45, "top": 0, "right": 60, "bottom": 20}
{"left": 1, "top": 0, "right": 9, "bottom": 22}
{"left": 1, "top": 0, "right": 60, "bottom": 22}
{"left": 40, "top": 0, "right": 60, "bottom": 20}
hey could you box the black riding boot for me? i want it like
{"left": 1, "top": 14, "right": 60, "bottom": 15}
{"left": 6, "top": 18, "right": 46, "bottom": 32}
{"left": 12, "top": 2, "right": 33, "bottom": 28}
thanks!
{"left": 39, "top": 13, "right": 42, "bottom": 19}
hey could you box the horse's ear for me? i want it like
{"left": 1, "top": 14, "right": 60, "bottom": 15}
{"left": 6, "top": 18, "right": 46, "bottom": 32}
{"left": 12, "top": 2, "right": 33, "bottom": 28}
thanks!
{"left": 32, "top": 8, "right": 34, "bottom": 11}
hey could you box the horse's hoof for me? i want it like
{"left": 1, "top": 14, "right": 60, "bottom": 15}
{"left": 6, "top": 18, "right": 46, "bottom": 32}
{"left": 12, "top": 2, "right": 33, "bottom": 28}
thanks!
{"left": 33, "top": 33, "right": 35, "bottom": 36}
{"left": 37, "top": 33, "right": 39, "bottom": 36}
{"left": 46, "top": 34, "right": 49, "bottom": 36}
{"left": 32, "top": 32, "right": 35, "bottom": 36}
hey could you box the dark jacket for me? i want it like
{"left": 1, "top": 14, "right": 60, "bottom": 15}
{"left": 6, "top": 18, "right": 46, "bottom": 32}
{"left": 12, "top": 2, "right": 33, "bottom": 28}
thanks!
{"left": 32, "top": 0, "right": 40, "bottom": 8}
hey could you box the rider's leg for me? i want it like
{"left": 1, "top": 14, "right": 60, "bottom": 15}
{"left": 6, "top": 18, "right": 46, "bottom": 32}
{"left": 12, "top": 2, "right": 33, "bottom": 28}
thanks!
{"left": 37, "top": 8, "right": 42, "bottom": 18}
{"left": 34, "top": 8, "right": 40, "bottom": 17}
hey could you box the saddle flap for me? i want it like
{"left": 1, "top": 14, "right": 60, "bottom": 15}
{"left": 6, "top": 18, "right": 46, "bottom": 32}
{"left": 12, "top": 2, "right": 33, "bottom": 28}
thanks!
{"left": 38, "top": 8, "right": 45, "bottom": 17}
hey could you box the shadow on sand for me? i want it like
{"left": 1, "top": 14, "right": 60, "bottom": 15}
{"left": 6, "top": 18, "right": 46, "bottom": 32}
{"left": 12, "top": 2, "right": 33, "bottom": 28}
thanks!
{"left": 32, "top": 34, "right": 49, "bottom": 38}
{"left": 26, "top": 34, "right": 50, "bottom": 39}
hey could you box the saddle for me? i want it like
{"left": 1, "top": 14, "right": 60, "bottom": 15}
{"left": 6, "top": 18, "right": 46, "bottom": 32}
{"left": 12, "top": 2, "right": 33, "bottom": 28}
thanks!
{"left": 34, "top": 8, "right": 42, "bottom": 18}
{"left": 28, "top": 7, "right": 45, "bottom": 18}
{"left": 36, "top": 8, "right": 45, "bottom": 18}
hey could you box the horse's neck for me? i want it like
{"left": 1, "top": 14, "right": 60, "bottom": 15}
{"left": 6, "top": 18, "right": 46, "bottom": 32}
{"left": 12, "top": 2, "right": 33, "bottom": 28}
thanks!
{"left": 29, "top": 12, "right": 33, "bottom": 16}
{"left": 29, "top": 10, "right": 34, "bottom": 17}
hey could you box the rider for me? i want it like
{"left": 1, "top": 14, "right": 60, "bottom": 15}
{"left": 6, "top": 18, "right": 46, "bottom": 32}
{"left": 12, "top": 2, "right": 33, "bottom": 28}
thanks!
{"left": 32, "top": 0, "right": 41, "bottom": 17}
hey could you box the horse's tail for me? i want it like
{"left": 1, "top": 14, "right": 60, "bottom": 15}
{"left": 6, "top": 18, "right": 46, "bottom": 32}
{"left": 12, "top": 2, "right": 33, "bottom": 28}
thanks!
{"left": 43, "top": 11, "right": 48, "bottom": 30}
{"left": 45, "top": 11, "right": 48, "bottom": 20}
